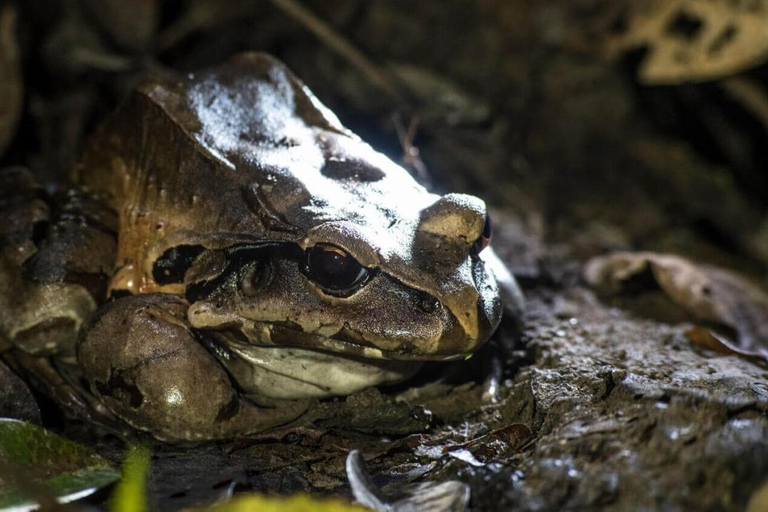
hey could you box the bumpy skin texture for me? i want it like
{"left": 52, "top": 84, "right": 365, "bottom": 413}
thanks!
{"left": 0, "top": 53, "right": 523, "bottom": 441}
{"left": 79, "top": 294, "right": 305, "bottom": 441}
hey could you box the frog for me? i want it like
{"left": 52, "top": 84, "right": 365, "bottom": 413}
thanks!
{"left": 0, "top": 53, "right": 524, "bottom": 442}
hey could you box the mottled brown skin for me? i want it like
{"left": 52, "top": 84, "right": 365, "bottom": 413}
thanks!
{"left": 0, "top": 53, "right": 522, "bottom": 441}
{"left": 78, "top": 294, "right": 305, "bottom": 440}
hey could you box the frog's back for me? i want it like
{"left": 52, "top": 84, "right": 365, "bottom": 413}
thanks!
{"left": 74, "top": 55, "right": 323, "bottom": 246}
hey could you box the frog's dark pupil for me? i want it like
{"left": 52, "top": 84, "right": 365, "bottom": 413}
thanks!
{"left": 306, "top": 244, "right": 367, "bottom": 294}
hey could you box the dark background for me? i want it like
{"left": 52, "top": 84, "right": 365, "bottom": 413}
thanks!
{"left": 2, "top": 1, "right": 768, "bottom": 510}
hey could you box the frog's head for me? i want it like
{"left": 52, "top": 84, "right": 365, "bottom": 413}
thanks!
{"left": 176, "top": 133, "right": 503, "bottom": 361}
{"left": 183, "top": 183, "right": 502, "bottom": 362}
{"left": 132, "top": 53, "right": 503, "bottom": 362}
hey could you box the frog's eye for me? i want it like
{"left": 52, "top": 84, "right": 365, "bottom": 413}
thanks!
{"left": 305, "top": 244, "right": 369, "bottom": 296}
{"left": 471, "top": 214, "right": 493, "bottom": 255}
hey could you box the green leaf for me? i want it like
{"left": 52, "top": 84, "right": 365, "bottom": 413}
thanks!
{"left": 0, "top": 418, "right": 120, "bottom": 509}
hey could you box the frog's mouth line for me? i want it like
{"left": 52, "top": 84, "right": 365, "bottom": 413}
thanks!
{"left": 222, "top": 324, "right": 472, "bottom": 363}
{"left": 208, "top": 331, "right": 425, "bottom": 400}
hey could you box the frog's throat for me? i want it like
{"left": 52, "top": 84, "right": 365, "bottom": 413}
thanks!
{"left": 211, "top": 339, "right": 423, "bottom": 400}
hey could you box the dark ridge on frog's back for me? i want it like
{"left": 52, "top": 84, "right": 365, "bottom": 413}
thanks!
{"left": 320, "top": 158, "right": 386, "bottom": 182}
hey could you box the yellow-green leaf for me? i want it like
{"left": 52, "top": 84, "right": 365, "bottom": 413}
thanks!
{"left": 186, "top": 494, "right": 369, "bottom": 512}
{"left": 111, "top": 445, "right": 151, "bottom": 512}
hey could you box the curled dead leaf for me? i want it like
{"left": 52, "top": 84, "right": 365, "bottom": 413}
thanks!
{"left": 585, "top": 251, "right": 768, "bottom": 363}
{"left": 747, "top": 476, "right": 768, "bottom": 512}
{"left": 0, "top": 5, "right": 22, "bottom": 158}
{"left": 685, "top": 326, "right": 768, "bottom": 365}
{"left": 346, "top": 450, "right": 470, "bottom": 512}
{"left": 606, "top": 0, "right": 768, "bottom": 84}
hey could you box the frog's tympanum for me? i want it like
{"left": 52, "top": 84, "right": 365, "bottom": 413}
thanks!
{"left": 0, "top": 53, "right": 522, "bottom": 441}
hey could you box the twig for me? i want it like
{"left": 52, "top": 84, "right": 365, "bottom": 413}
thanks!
{"left": 267, "top": 0, "right": 404, "bottom": 103}
{"left": 393, "top": 113, "right": 431, "bottom": 186}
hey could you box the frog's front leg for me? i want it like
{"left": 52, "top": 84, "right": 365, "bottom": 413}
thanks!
{"left": 0, "top": 167, "right": 115, "bottom": 360}
{"left": 0, "top": 168, "right": 116, "bottom": 420}
{"left": 78, "top": 293, "right": 308, "bottom": 442}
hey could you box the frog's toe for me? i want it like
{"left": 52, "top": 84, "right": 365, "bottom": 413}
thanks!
{"left": 78, "top": 293, "right": 306, "bottom": 441}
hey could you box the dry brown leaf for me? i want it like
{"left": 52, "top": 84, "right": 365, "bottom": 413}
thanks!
{"left": 585, "top": 251, "right": 768, "bottom": 361}
{"left": 747, "top": 476, "right": 768, "bottom": 512}
{"left": 0, "top": 4, "right": 22, "bottom": 158}
{"left": 606, "top": 0, "right": 768, "bottom": 84}
{"left": 685, "top": 326, "right": 767, "bottom": 364}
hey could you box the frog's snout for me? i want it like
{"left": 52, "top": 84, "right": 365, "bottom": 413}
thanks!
{"left": 409, "top": 192, "right": 502, "bottom": 355}
{"left": 436, "top": 264, "right": 503, "bottom": 357}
